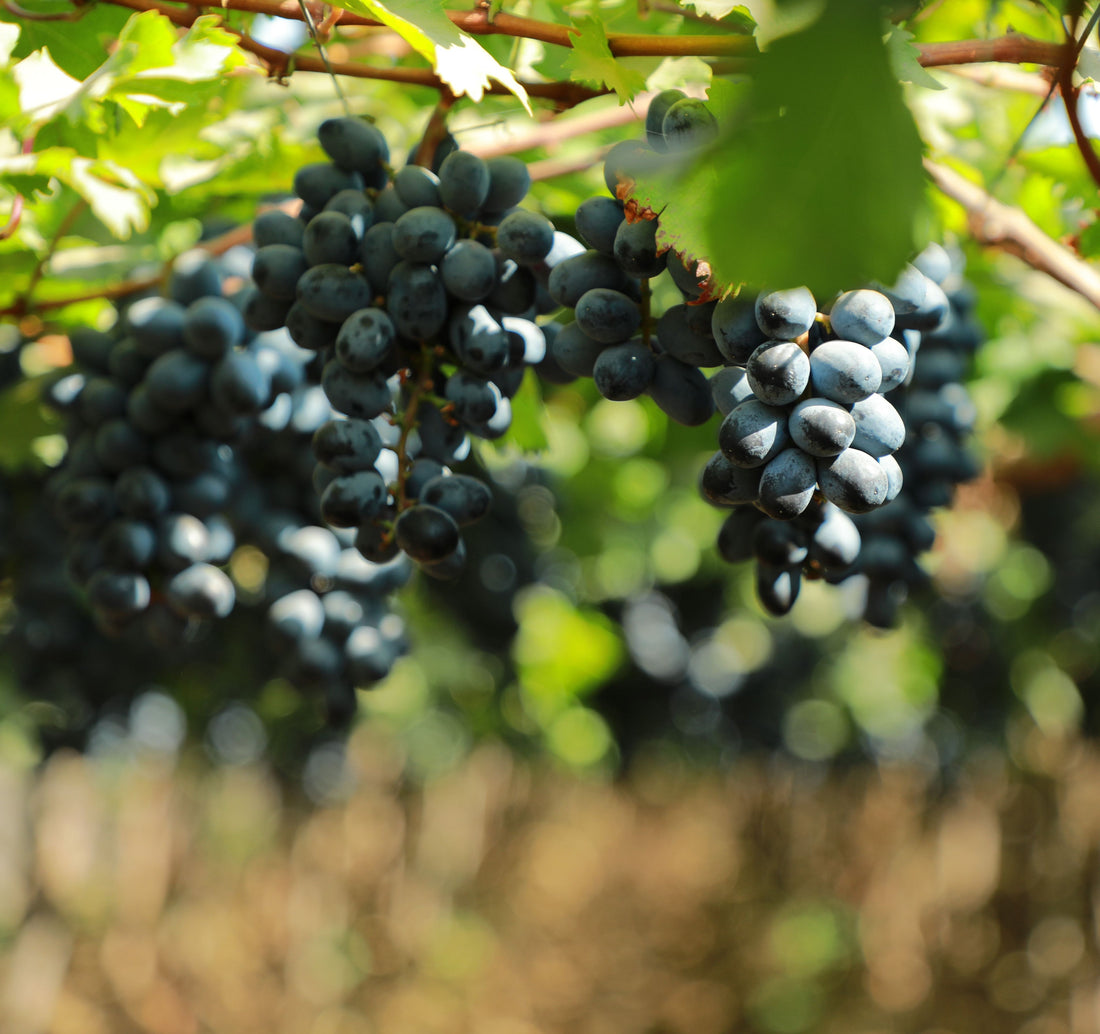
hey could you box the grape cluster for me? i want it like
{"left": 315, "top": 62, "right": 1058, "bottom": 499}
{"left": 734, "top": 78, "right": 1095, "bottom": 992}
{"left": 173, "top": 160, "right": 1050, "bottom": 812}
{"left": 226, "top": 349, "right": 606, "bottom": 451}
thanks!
{"left": 705, "top": 245, "right": 979, "bottom": 619}
{"left": 845, "top": 251, "right": 982, "bottom": 626}
{"left": 534, "top": 90, "right": 721, "bottom": 426}
{"left": 43, "top": 251, "right": 287, "bottom": 633}
{"left": 228, "top": 377, "right": 412, "bottom": 722}
{"left": 240, "top": 116, "right": 556, "bottom": 578}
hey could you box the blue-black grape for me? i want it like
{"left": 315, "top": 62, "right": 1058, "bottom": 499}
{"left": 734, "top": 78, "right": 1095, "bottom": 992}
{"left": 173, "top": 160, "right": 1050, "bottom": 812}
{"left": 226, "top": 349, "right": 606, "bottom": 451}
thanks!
{"left": 320, "top": 470, "right": 388, "bottom": 527}
{"left": 482, "top": 156, "right": 531, "bottom": 214}
{"left": 828, "top": 289, "right": 895, "bottom": 345}
{"left": 296, "top": 264, "right": 373, "bottom": 323}
{"left": 661, "top": 98, "right": 719, "bottom": 150}
{"left": 718, "top": 399, "right": 790, "bottom": 468}
{"left": 613, "top": 216, "right": 665, "bottom": 278}
{"left": 592, "top": 340, "right": 656, "bottom": 400}
{"left": 655, "top": 305, "right": 724, "bottom": 367}
{"left": 418, "top": 474, "right": 491, "bottom": 526}
{"left": 318, "top": 117, "right": 389, "bottom": 184}
{"left": 438, "top": 151, "right": 491, "bottom": 218}
{"left": 746, "top": 340, "right": 811, "bottom": 406}
{"left": 293, "top": 162, "right": 364, "bottom": 211}
{"left": 755, "top": 286, "right": 817, "bottom": 340}
{"left": 497, "top": 209, "right": 555, "bottom": 265}
{"left": 808, "top": 339, "right": 881, "bottom": 404}
{"left": 321, "top": 360, "right": 391, "bottom": 420}
{"left": 788, "top": 397, "right": 855, "bottom": 457}
{"left": 392, "top": 206, "right": 457, "bottom": 264}
{"left": 646, "top": 89, "right": 687, "bottom": 152}
{"left": 647, "top": 355, "right": 714, "bottom": 426}
{"left": 386, "top": 261, "right": 448, "bottom": 340}
{"left": 336, "top": 308, "right": 396, "bottom": 373}
{"left": 758, "top": 448, "right": 817, "bottom": 520}
{"left": 817, "top": 448, "right": 889, "bottom": 513}
{"left": 711, "top": 295, "right": 765, "bottom": 365}
{"left": 394, "top": 164, "right": 442, "bottom": 209}
{"left": 440, "top": 240, "right": 497, "bottom": 301}
{"left": 575, "top": 197, "right": 624, "bottom": 255}
{"left": 166, "top": 562, "right": 235, "bottom": 619}
{"left": 303, "top": 211, "right": 361, "bottom": 267}
{"left": 253, "top": 209, "right": 306, "bottom": 249}
{"left": 575, "top": 288, "right": 641, "bottom": 344}
{"left": 252, "top": 245, "right": 308, "bottom": 301}
{"left": 394, "top": 503, "right": 461, "bottom": 563}
{"left": 312, "top": 418, "right": 383, "bottom": 474}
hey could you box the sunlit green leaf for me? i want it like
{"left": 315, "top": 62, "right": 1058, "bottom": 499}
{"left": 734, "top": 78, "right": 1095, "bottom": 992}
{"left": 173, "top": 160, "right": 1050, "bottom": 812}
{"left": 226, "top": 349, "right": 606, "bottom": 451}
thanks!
{"left": 629, "top": 2, "right": 926, "bottom": 293}
{"left": 332, "top": 0, "right": 532, "bottom": 113}
{"left": 564, "top": 15, "right": 647, "bottom": 104}
{"left": 886, "top": 27, "right": 945, "bottom": 90}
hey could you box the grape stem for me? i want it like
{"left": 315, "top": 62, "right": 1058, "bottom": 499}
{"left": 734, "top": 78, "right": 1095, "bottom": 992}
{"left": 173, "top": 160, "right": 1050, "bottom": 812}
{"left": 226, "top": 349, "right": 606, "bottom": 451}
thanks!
{"left": 924, "top": 158, "right": 1100, "bottom": 311}
{"left": 59, "top": 0, "right": 1072, "bottom": 70}
{"left": 392, "top": 346, "right": 436, "bottom": 513}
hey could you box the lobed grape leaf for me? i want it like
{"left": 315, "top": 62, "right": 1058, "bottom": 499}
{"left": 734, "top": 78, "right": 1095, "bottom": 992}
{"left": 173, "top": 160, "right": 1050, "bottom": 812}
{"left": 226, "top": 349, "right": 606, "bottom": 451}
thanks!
{"left": 564, "top": 16, "right": 647, "bottom": 105}
{"left": 885, "top": 27, "right": 945, "bottom": 90}
{"left": 628, "top": 2, "right": 926, "bottom": 295}
{"left": 679, "top": 1, "right": 755, "bottom": 30}
{"left": 0, "top": 3, "right": 131, "bottom": 79}
{"left": 331, "top": 0, "right": 531, "bottom": 113}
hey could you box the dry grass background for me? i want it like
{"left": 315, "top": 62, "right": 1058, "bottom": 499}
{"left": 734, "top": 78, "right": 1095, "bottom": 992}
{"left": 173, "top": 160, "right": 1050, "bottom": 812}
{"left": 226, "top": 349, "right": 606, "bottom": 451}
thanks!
{"left": 2, "top": 725, "right": 1100, "bottom": 1034}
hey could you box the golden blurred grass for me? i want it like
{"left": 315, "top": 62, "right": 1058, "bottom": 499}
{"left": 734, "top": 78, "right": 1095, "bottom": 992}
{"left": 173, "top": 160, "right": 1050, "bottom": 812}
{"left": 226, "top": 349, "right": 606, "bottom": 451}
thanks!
{"left": 2, "top": 725, "right": 1100, "bottom": 1034}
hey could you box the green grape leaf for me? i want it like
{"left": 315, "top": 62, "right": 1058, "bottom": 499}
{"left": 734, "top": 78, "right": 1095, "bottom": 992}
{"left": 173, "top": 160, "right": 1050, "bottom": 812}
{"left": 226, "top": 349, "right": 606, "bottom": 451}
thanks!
{"left": 332, "top": 0, "right": 532, "bottom": 113}
{"left": 0, "top": 3, "right": 131, "bottom": 79}
{"left": 564, "top": 15, "right": 647, "bottom": 105}
{"left": 628, "top": 2, "right": 926, "bottom": 294}
{"left": 681, "top": 1, "right": 754, "bottom": 29}
{"left": 886, "top": 27, "right": 945, "bottom": 90}
{"left": 1, "top": 147, "right": 153, "bottom": 237}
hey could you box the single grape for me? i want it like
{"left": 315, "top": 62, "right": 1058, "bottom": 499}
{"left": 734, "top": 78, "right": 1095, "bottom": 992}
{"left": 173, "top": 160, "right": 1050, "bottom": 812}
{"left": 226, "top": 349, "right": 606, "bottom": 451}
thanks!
{"left": 574, "top": 288, "right": 641, "bottom": 344}
{"left": 746, "top": 340, "right": 811, "bottom": 406}
{"left": 296, "top": 264, "right": 373, "bottom": 323}
{"left": 419, "top": 474, "right": 492, "bottom": 526}
{"left": 392, "top": 206, "right": 457, "bottom": 264}
{"left": 336, "top": 308, "right": 396, "bottom": 373}
{"left": 438, "top": 150, "right": 491, "bottom": 218}
{"left": 497, "top": 209, "right": 556, "bottom": 265}
{"left": 303, "top": 211, "right": 361, "bottom": 267}
{"left": 788, "top": 397, "right": 856, "bottom": 457}
{"left": 828, "top": 289, "right": 895, "bottom": 346}
{"left": 808, "top": 339, "right": 882, "bottom": 404}
{"left": 394, "top": 504, "right": 461, "bottom": 563}
{"left": 758, "top": 448, "right": 817, "bottom": 520}
{"left": 718, "top": 399, "right": 790, "bottom": 468}
{"left": 440, "top": 240, "right": 497, "bottom": 302}
{"left": 575, "top": 197, "right": 624, "bottom": 255}
{"left": 386, "top": 261, "right": 448, "bottom": 340}
{"left": 592, "top": 340, "right": 656, "bottom": 400}
{"left": 755, "top": 286, "right": 817, "bottom": 340}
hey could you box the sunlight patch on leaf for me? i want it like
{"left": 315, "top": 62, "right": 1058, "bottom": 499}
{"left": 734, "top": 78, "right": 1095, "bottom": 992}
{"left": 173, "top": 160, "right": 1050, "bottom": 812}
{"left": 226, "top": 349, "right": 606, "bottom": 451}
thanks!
{"left": 66, "top": 158, "right": 154, "bottom": 237}
{"left": 13, "top": 48, "right": 82, "bottom": 125}
{"left": 0, "top": 23, "right": 19, "bottom": 64}
{"left": 334, "top": 0, "right": 531, "bottom": 113}
{"left": 565, "top": 15, "right": 647, "bottom": 105}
